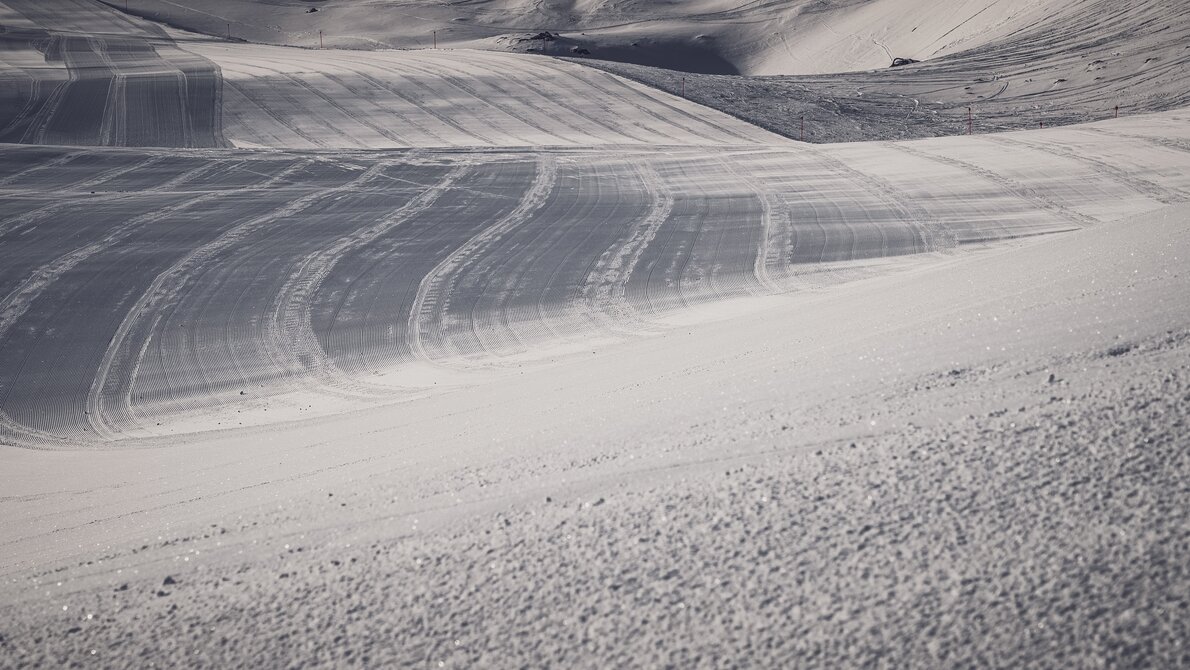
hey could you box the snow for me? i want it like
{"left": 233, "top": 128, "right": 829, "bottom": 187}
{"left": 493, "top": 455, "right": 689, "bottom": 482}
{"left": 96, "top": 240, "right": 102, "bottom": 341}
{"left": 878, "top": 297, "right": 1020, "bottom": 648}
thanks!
{"left": 98, "top": 0, "right": 1099, "bottom": 76}
{"left": 0, "top": 0, "right": 1187, "bottom": 666}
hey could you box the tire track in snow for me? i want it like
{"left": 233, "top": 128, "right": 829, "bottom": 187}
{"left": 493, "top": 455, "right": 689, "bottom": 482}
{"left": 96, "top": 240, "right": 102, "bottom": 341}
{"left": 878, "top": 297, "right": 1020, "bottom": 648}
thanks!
{"left": 232, "top": 57, "right": 419, "bottom": 147}
{"left": 580, "top": 159, "right": 675, "bottom": 330}
{"left": 295, "top": 61, "right": 452, "bottom": 147}
{"left": 321, "top": 53, "right": 499, "bottom": 146}
{"left": 0, "top": 74, "right": 54, "bottom": 143}
{"left": 21, "top": 37, "right": 76, "bottom": 145}
{"left": 887, "top": 142, "right": 1098, "bottom": 228}
{"left": 91, "top": 37, "right": 126, "bottom": 147}
{"left": 987, "top": 135, "right": 1189, "bottom": 205}
{"left": 0, "top": 191, "right": 224, "bottom": 360}
{"left": 713, "top": 151, "right": 787, "bottom": 294}
{"left": 220, "top": 78, "right": 329, "bottom": 148}
{"left": 384, "top": 53, "right": 581, "bottom": 146}
{"left": 399, "top": 52, "right": 656, "bottom": 146}
{"left": 516, "top": 163, "right": 652, "bottom": 352}
{"left": 0, "top": 148, "right": 80, "bottom": 188}
{"left": 265, "top": 161, "right": 472, "bottom": 397}
{"left": 0, "top": 159, "right": 310, "bottom": 441}
{"left": 558, "top": 62, "right": 767, "bottom": 145}
{"left": 408, "top": 154, "right": 557, "bottom": 364}
{"left": 84, "top": 159, "right": 338, "bottom": 439}
{"left": 808, "top": 145, "right": 956, "bottom": 257}
{"left": 0, "top": 407, "right": 84, "bottom": 449}
{"left": 0, "top": 157, "right": 228, "bottom": 240}
{"left": 313, "top": 160, "right": 530, "bottom": 377}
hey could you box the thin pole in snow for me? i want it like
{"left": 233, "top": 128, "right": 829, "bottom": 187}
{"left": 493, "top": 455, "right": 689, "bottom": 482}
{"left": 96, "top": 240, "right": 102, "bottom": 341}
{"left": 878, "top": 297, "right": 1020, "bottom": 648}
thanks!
{"left": 319, "top": 30, "right": 323, "bottom": 49}
{"left": 227, "top": 23, "right": 231, "bottom": 40}
{"left": 967, "top": 107, "right": 973, "bottom": 135}
{"left": 433, "top": 30, "right": 437, "bottom": 49}
{"left": 1114, "top": 105, "right": 1119, "bottom": 119}
{"left": 680, "top": 76, "right": 685, "bottom": 97}
{"left": 801, "top": 116, "right": 805, "bottom": 142}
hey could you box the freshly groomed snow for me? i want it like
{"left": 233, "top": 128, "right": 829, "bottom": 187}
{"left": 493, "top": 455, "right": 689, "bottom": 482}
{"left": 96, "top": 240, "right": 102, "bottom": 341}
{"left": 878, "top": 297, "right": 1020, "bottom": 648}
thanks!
{"left": 0, "top": 0, "right": 1187, "bottom": 667}
{"left": 2, "top": 200, "right": 1187, "bottom": 667}
{"left": 193, "top": 43, "right": 784, "bottom": 148}
{"left": 2, "top": 115, "right": 1187, "bottom": 445}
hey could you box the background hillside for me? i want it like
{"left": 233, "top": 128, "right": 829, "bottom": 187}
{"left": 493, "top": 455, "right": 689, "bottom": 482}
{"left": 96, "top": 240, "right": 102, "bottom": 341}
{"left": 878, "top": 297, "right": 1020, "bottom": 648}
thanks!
{"left": 108, "top": 0, "right": 1073, "bottom": 75}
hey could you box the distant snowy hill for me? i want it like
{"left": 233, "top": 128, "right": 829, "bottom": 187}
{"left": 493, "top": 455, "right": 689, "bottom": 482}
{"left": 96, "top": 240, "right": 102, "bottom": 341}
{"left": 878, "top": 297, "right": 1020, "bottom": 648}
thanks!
{"left": 2, "top": 0, "right": 1186, "bottom": 147}
{"left": 102, "top": 0, "right": 1083, "bottom": 75}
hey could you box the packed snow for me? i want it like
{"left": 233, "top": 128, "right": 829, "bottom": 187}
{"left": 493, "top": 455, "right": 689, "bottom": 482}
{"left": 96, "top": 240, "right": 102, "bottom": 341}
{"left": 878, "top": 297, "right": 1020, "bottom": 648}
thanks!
{"left": 0, "top": 0, "right": 1186, "bottom": 667}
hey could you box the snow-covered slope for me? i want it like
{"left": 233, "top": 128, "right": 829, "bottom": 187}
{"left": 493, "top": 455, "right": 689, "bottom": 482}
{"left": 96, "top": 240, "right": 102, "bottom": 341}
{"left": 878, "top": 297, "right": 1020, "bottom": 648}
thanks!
{"left": 0, "top": 0, "right": 227, "bottom": 146}
{"left": 1, "top": 0, "right": 1186, "bottom": 446}
{"left": 2, "top": 111, "right": 1188, "bottom": 445}
{"left": 2, "top": 195, "right": 1188, "bottom": 668}
{"left": 196, "top": 43, "right": 782, "bottom": 148}
{"left": 1, "top": 0, "right": 1188, "bottom": 665}
{"left": 584, "top": 0, "right": 1190, "bottom": 141}
{"left": 5, "top": 0, "right": 1185, "bottom": 149}
{"left": 0, "top": 0, "right": 784, "bottom": 148}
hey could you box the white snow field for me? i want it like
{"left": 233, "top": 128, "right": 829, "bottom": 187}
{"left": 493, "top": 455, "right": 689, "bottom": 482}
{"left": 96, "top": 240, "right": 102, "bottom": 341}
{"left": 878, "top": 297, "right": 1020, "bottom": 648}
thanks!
{"left": 1, "top": 0, "right": 1188, "bottom": 667}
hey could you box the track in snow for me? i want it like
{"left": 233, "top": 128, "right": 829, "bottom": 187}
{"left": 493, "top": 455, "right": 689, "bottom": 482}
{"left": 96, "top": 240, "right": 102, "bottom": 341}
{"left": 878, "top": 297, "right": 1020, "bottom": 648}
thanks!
{"left": 2, "top": 115, "right": 1188, "bottom": 446}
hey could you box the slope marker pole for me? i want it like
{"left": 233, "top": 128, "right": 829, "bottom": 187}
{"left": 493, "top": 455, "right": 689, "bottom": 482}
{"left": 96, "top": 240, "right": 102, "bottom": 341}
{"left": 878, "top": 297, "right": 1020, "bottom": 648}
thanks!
{"left": 1114, "top": 105, "right": 1119, "bottom": 119}
{"left": 967, "top": 107, "right": 972, "bottom": 135}
{"left": 800, "top": 116, "right": 805, "bottom": 142}
{"left": 227, "top": 23, "right": 231, "bottom": 40}
{"left": 433, "top": 30, "right": 437, "bottom": 49}
{"left": 319, "top": 30, "right": 323, "bottom": 49}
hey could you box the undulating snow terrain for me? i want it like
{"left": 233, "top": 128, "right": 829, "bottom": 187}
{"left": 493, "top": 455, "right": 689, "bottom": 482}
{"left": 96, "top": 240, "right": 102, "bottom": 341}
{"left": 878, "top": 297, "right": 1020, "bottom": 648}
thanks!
{"left": 0, "top": 0, "right": 1187, "bottom": 667}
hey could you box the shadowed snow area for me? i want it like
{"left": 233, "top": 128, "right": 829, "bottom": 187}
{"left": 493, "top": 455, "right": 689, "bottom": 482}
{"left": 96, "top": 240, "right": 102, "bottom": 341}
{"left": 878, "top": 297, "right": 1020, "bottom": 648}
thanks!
{"left": 0, "top": 0, "right": 1188, "bottom": 667}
